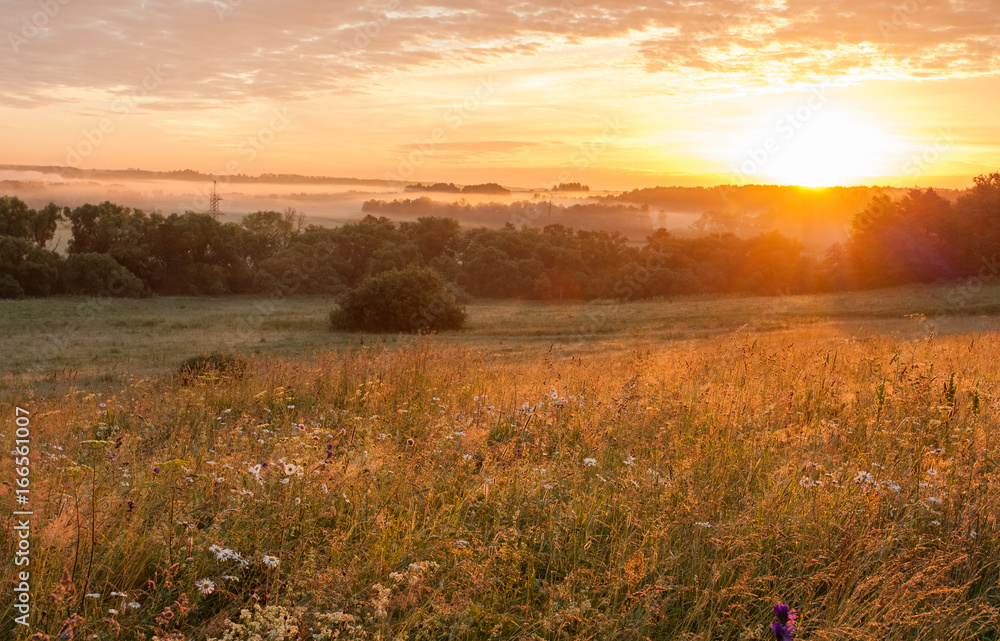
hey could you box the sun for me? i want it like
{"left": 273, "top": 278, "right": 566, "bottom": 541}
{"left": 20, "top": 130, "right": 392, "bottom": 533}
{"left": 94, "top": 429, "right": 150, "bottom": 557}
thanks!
{"left": 763, "top": 110, "right": 894, "bottom": 187}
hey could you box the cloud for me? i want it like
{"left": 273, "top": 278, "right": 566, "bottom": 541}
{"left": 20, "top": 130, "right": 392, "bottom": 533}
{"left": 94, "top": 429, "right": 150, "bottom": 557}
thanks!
{"left": 1, "top": 0, "right": 998, "bottom": 110}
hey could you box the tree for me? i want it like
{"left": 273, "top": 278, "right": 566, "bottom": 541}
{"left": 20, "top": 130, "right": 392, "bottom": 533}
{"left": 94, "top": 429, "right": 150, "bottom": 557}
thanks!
{"left": 400, "top": 216, "right": 462, "bottom": 262}
{"left": 330, "top": 266, "right": 466, "bottom": 333}
{"left": 65, "top": 201, "right": 158, "bottom": 279}
{"left": 0, "top": 196, "right": 34, "bottom": 240}
{"left": 242, "top": 210, "right": 295, "bottom": 269}
{"left": 59, "top": 253, "right": 145, "bottom": 297}
{"left": 0, "top": 236, "right": 61, "bottom": 297}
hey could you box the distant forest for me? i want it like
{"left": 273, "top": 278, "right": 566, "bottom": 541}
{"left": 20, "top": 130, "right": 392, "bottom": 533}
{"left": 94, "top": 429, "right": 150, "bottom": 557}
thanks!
{"left": 1, "top": 171, "right": 998, "bottom": 301}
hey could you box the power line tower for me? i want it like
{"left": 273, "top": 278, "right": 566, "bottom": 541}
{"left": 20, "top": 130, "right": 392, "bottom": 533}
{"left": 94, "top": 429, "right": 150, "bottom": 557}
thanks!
{"left": 208, "top": 181, "right": 222, "bottom": 218}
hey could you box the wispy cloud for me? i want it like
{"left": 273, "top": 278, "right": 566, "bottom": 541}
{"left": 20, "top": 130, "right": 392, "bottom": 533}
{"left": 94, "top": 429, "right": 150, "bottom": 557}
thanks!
{"left": 3, "top": 0, "right": 998, "bottom": 110}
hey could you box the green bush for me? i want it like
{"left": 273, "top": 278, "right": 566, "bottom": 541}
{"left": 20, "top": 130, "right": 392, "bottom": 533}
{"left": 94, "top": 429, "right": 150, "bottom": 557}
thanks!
{"left": 330, "top": 266, "right": 466, "bottom": 333}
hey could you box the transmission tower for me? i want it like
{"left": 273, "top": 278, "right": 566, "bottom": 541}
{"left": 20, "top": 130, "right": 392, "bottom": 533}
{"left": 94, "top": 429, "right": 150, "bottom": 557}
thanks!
{"left": 208, "top": 181, "right": 222, "bottom": 218}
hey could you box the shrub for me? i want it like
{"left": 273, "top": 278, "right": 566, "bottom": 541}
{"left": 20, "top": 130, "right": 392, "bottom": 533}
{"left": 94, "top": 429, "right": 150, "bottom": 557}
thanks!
{"left": 178, "top": 351, "right": 250, "bottom": 380}
{"left": 330, "top": 266, "right": 466, "bottom": 333}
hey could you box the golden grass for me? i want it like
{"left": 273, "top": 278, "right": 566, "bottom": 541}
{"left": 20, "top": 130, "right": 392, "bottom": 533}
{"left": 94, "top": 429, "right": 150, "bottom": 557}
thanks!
{"left": 2, "top": 321, "right": 999, "bottom": 639}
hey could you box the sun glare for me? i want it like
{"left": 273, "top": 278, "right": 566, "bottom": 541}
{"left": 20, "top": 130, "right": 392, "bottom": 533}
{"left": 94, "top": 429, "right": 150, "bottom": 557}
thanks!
{"left": 763, "top": 110, "right": 893, "bottom": 187}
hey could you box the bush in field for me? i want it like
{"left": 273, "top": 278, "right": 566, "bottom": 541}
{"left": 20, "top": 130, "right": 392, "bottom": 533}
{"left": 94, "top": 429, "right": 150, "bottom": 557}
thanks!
{"left": 59, "top": 252, "right": 146, "bottom": 296}
{"left": 178, "top": 351, "right": 250, "bottom": 380}
{"left": 329, "top": 265, "right": 466, "bottom": 332}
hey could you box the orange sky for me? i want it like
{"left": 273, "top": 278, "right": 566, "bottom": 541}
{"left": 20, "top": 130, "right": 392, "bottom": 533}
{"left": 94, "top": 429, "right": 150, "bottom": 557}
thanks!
{"left": 1, "top": 0, "right": 998, "bottom": 190}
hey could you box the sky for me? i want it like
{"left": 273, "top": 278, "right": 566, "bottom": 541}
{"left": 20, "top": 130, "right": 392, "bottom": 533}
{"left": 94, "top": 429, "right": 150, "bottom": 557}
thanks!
{"left": 1, "top": 0, "right": 998, "bottom": 190}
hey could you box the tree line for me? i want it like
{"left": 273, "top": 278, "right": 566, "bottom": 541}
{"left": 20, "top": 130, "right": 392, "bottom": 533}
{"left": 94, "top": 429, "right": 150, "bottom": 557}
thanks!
{"left": 1, "top": 170, "right": 998, "bottom": 300}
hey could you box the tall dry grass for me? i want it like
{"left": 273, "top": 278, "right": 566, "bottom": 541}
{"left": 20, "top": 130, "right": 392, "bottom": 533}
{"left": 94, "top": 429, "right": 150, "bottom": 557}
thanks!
{"left": 2, "top": 331, "right": 999, "bottom": 640}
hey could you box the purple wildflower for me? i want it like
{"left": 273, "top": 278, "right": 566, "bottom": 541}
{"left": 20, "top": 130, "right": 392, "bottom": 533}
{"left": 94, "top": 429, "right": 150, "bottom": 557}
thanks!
{"left": 771, "top": 603, "right": 797, "bottom": 640}
{"left": 773, "top": 603, "right": 796, "bottom": 625}
{"left": 770, "top": 621, "right": 793, "bottom": 641}
{"left": 152, "top": 466, "right": 160, "bottom": 475}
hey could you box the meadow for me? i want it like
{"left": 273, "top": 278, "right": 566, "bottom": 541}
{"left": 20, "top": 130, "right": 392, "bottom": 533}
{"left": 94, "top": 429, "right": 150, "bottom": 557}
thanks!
{"left": 3, "top": 285, "right": 1000, "bottom": 640}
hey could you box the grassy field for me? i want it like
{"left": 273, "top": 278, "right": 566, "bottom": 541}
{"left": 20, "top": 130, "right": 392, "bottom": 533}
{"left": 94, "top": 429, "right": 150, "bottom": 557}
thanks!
{"left": 2, "top": 285, "right": 1000, "bottom": 639}
{"left": 4, "top": 282, "right": 1000, "bottom": 389}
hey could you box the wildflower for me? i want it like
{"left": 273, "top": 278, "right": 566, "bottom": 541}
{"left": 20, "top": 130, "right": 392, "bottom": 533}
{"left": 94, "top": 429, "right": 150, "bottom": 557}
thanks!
{"left": 928, "top": 497, "right": 942, "bottom": 505}
{"left": 153, "top": 466, "right": 160, "bottom": 475}
{"left": 771, "top": 622, "right": 793, "bottom": 641}
{"left": 854, "top": 470, "right": 873, "bottom": 484}
{"left": 195, "top": 578, "right": 216, "bottom": 595}
{"left": 463, "top": 454, "right": 473, "bottom": 460}
{"left": 127, "top": 501, "right": 135, "bottom": 513}
{"left": 110, "top": 591, "right": 127, "bottom": 597}
{"left": 583, "top": 458, "right": 597, "bottom": 467}
{"left": 407, "top": 438, "right": 415, "bottom": 446}
{"left": 58, "top": 614, "right": 84, "bottom": 640}
{"left": 283, "top": 463, "right": 299, "bottom": 476}
{"left": 694, "top": 522, "right": 712, "bottom": 529}
{"left": 127, "top": 602, "right": 141, "bottom": 609}
{"left": 85, "top": 593, "right": 101, "bottom": 598}
{"left": 262, "top": 555, "right": 280, "bottom": 568}
{"left": 455, "top": 540, "right": 469, "bottom": 547}
{"left": 107, "top": 609, "right": 119, "bottom": 615}
{"left": 771, "top": 603, "right": 797, "bottom": 640}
